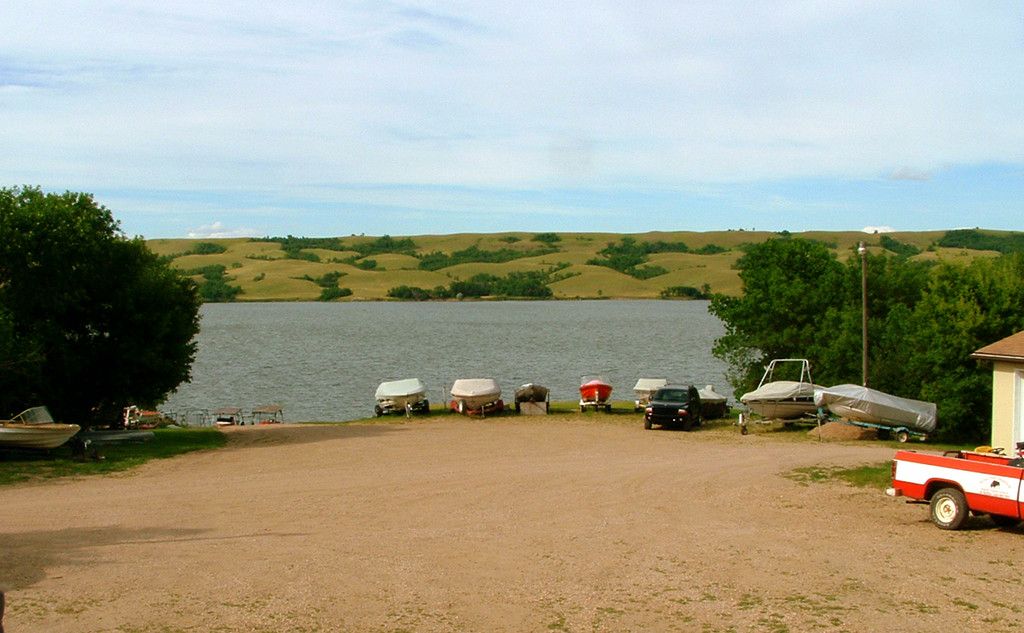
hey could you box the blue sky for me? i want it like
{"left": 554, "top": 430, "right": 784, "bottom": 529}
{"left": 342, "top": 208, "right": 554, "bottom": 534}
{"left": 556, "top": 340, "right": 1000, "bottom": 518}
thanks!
{"left": 1, "top": 2, "right": 1021, "bottom": 238}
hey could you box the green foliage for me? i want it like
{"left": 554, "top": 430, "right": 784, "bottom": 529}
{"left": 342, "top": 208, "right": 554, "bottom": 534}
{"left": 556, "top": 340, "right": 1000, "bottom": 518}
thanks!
{"left": 694, "top": 243, "right": 728, "bottom": 255}
{"left": 710, "top": 237, "right": 1024, "bottom": 443}
{"left": 190, "top": 242, "right": 227, "bottom": 255}
{"left": 532, "top": 232, "right": 561, "bottom": 244}
{"left": 387, "top": 285, "right": 434, "bottom": 301}
{"left": 499, "top": 236, "right": 521, "bottom": 243}
{"left": 660, "top": 285, "right": 711, "bottom": 299}
{"left": 354, "top": 258, "right": 377, "bottom": 270}
{"left": 937, "top": 229, "right": 1024, "bottom": 254}
{"left": 417, "top": 245, "right": 557, "bottom": 271}
{"left": 350, "top": 234, "right": 417, "bottom": 256}
{"left": 586, "top": 237, "right": 686, "bottom": 278}
{"left": 319, "top": 286, "right": 353, "bottom": 301}
{"left": 879, "top": 235, "right": 921, "bottom": 258}
{"left": 0, "top": 186, "right": 201, "bottom": 426}
{"left": 189, "top": 264, "right": 242, "bottom": 302}
{"left": 256, "top": 235, "right": 347, "bottom": 252}
{"left": 300, "top": 271, "right": 346, "bottom": 288}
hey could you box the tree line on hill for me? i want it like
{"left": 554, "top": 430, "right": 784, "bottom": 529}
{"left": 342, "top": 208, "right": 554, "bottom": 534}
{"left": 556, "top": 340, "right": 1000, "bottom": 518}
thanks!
{"left": 709, "top": 237, "right": 1024, "bottom": 443}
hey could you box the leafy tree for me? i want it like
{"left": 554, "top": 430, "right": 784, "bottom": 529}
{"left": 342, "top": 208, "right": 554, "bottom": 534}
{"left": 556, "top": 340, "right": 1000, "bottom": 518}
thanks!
{"left": 709, "top": 238, "right": 845, "bottom": 391}
{"left": 0, "top": 187, "right": 201, "bottom": 426}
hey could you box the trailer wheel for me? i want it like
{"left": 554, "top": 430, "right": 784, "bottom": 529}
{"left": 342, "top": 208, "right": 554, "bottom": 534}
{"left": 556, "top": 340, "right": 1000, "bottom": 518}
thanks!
{"left": 895, "top": 430, "right": 910, "bottom": 443}
{"left": 930, "top": 487, "right": 969, "bottom": 530}
{"left": 604, "top": 404, "right": 612, "bottom": 413}
{"left": 374, "top": 405, "right": 383, "bottom": 417}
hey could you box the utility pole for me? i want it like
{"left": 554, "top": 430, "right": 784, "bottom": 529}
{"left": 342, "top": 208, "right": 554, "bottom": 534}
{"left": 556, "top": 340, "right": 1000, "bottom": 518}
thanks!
{"left": 858, "top": 242, "right": 868, "bottom": 386}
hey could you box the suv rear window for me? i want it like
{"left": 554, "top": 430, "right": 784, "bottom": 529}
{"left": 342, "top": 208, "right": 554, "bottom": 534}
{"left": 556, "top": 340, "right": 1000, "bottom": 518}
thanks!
{"left": 654, "top": 389, "right": 689, "bottom": 402}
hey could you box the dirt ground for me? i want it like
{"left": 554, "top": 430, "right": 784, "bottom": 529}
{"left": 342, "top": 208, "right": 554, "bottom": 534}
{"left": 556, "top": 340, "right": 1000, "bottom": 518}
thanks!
{"left": 1, "top": 417, "right": 1021, "bottom": 633}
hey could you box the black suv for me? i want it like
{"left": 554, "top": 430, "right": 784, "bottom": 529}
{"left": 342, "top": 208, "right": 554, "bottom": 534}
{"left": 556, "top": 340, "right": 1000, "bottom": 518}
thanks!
{"left": 643, "top": 385, "right": 702, "bottom": 430}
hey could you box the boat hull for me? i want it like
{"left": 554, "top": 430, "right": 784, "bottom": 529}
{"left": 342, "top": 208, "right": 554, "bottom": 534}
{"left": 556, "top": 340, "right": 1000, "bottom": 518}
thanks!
{"left": 449, "top": 379, "right": 502, "bottom": 413}
{"left": 814, "top": 384, "right": 937, "bottom": 433}
{"left": 579, "top": 380, "right": 612, "bottom": 403}
{"left": 741, "top": 380, "right": 820, "bottom": 420}
{"left": 743, "top": 400, "right": 817, "bottom": 420}
{"left": 0, "top": 424, "right": 81, "bottom": 449}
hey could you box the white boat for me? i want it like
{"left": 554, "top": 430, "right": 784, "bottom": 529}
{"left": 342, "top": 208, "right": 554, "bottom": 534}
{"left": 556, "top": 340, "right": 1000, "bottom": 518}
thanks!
{"left": 740, "top": 359, "right": 822, "bottom": 419}
{"left": 449, "top": 378, "right": 502, "bottom": 413}
{"left": 374, "top": 379, "right": 429, "bottom": 416}
{"left": 698, "top": 384, "right": 729, "bottom": 419}
{"left": 633, "top": 378, "right": 668, "bottom": 411}
{"left": 814, "top": 384, "right": 937, "bottom": 434}
{"left": 0, "top": 406, "right": 81, "bottom": 449}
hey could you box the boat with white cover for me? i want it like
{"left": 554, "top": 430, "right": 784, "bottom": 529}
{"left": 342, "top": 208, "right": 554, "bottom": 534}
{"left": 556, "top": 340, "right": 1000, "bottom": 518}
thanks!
{"left": 0, "top": 406, "right": 81, "bottom": 450}
{"left": 698, "top": 384, "right": 729, "bottom": 419}
{"left": 449, "top": 378, "right": 502, "bottom": 414}
{"left": 375, "top": 379, "right": 429, "bottom": 416}
{"left": 633, "top": 378, "right": 668, "bottom": 411}
{"left": 740, "top": 359, "right": 822, "bottom": 419}
{"left": 814, "top": 384, "right": 937, "bottom": 438}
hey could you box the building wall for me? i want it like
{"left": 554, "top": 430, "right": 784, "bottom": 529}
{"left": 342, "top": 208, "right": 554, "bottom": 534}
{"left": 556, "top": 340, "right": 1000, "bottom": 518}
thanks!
{"left": 990, "top": 361, "right": 1023, "bottom": 450}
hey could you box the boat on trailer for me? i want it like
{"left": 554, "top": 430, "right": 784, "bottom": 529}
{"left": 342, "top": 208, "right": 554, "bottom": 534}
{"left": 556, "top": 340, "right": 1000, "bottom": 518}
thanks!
{"left": 814, "top": 384, "right": 936, "bottom": 442}
{"left": 580, "top": 376, "right": 613, "bottom": 412}
{"left": 375, "top": 379, "right": 429, "bottom": 416}
{"left": 0, "top": 406, "right": 80, "bottom": 450}
{"left": 633, "top": 378, "right": 668, "bottom": 411}
{"left": 740, "top": 359, "right": 821, "bottom": 420}
{"left": 449, "top": 379, "right": 503, "bottom": 415}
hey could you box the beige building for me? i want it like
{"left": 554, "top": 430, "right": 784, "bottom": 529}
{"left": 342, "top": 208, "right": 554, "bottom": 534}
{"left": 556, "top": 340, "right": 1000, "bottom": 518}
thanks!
{"left": 972, "top": 331, "right": 1024, "bottom": 450}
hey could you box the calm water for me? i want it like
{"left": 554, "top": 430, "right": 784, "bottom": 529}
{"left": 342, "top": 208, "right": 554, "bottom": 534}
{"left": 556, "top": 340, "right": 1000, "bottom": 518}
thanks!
{"left": 162, "top": 301, "right": 730, "bottom": 423}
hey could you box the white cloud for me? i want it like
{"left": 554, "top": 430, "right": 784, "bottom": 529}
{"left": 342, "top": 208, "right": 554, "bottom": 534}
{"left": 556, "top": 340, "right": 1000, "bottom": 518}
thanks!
{"left": 862, "top": 226, "right": 896, "bottom": 234}
{"left": 187, "top": 221, "right": 259, "bottom": 239}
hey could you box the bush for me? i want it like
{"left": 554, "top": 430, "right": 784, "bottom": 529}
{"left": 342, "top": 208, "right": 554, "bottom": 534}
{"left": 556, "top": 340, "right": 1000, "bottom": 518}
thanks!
{"left": 189, "top": 242, "right": 227, "bottom": 255}
{"left": 319, "top": 287, "right": 352, "bottom": 301}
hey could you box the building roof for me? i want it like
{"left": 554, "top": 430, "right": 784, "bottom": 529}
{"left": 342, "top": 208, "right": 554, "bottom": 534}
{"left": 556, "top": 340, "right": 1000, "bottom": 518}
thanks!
{"left": 972, "top": 331, "right": 1024, "bottom": 362}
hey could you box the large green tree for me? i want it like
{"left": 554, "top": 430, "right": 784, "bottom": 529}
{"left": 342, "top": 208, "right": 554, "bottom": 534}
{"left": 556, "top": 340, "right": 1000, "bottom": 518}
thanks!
{"left": 0, "top": 187, "right": 201, "bottom": 425}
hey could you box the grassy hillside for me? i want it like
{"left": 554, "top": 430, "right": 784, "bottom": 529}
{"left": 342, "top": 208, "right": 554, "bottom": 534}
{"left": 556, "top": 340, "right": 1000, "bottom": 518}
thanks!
{"left": 146, "top": 229, "right": 1010, "bottom": 302}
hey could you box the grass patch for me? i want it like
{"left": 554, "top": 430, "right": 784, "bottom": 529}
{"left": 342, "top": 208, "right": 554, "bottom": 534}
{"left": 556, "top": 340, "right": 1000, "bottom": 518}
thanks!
{"left": 0, "top": 427, "right": 227, "bottom": 486}
{"left": 784, "top": 463, "right": 892, "bottom": 489}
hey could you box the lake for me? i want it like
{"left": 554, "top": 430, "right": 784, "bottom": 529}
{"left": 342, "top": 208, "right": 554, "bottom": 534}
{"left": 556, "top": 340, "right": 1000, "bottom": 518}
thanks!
{"left": 162, "top": 300, "right": 731, "bottom": 423}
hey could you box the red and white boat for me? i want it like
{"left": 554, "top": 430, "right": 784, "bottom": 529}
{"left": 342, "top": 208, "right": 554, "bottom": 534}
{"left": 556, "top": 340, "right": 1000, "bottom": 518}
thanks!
{"left": 579, "top": 377, "right": 613, "bottom": 412}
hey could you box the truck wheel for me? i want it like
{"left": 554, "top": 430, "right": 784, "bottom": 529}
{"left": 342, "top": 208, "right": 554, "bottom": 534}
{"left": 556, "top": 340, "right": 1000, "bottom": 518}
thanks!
{"left": 644, "top": 418, "right": 652, "bottom": 430}
{"left": 895, "top": 430, "right": 910, "bottom": 443}
{"left": 680, "top": 417, "right": 694, "bottom": 432}
{"left": 989, "top": 514, "right": 1020, "bottom": 528}
{"left": 930, "top": 487, "right": 969, "bottom": 530}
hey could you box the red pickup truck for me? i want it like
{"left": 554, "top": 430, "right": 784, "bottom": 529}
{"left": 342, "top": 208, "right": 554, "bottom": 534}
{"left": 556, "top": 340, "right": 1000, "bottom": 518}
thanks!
{"left": 887, "top": 449, "right": 1024, "bottom": 530}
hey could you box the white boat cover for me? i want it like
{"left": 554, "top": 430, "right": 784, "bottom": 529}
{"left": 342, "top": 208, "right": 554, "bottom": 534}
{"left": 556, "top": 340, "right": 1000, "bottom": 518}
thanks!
{"left": 698, "top": 385, "right": 727, "bottom": 404}
{"left": 741, "top": 380, "right": 817, "bottom": 403}
{"left": 375, "top": 378, "right": 427, "bottom": 400}
{"left": 450, "top": 378, "right": 501, "bottom": 399}
{"left": 814, "top": 384, "right": 937, "bottom": 433}
{"left": 633, "top": 378, "right": 668, "bottom": 393}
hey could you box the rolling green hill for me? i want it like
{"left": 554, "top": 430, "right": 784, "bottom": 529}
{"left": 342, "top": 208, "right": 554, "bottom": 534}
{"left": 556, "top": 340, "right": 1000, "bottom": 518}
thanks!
{"left": 146, "top": 229, "right": 1010, "bottom": 302}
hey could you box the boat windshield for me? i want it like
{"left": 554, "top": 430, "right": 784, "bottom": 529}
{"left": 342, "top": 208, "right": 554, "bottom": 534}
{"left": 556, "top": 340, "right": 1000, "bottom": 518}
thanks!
{"left": 12, "top": 406, "right": 55, "bottom": 424}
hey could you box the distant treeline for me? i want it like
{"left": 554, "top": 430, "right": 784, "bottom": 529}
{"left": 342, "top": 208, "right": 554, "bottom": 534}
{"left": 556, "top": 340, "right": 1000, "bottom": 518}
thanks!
{"left": 937, "top": 229, "right": 1024, "bottom": 254}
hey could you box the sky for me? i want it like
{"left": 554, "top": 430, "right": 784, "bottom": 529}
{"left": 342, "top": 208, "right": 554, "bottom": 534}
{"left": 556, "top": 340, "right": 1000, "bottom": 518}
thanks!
{"left": 1, "top": 1, "right": 1022, "bottom": 239}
